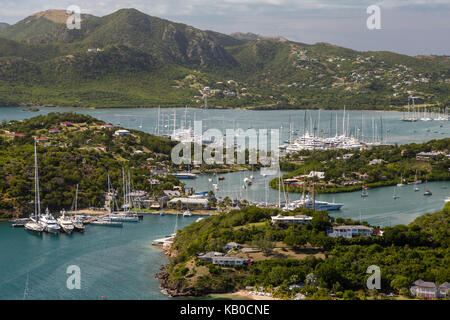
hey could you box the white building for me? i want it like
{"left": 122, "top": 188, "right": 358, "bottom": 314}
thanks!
{"left": 327, "top": 225, "right": 373, "bottom": 238}
{"left": 114, "top": 129, "right": 131, "bottom": 136}
{"left": 410, "top": 280, "right": 450, "bottom": 298}
{"left": 197, "top": 251, "right": 224, "bottom": 262}
{"left": 271, "top": 215, "right": 313, "bottom": 224}
{"left": 301, "top": 171, "right": 325, "bottom": 179}
{"left": 168, "top": 197, "right": 209, "bottom": 209}
{"left": 369, "top": 159, "right": 385, "bottom": 165}
{"left": 212, "top": 256, "right": 248, "bottom": 267}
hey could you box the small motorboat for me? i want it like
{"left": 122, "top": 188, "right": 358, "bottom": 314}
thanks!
{"left": 183, "top": 210, "right": 192, "bottom": 217}
{"left": 424, "top": 190, "right": 432, "bottom": 196}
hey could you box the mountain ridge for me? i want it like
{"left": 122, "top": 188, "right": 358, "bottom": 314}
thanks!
{"left": 0, "top": 8, "right": 448, "bottom": 110}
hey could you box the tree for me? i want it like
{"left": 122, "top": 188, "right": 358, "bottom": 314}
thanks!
{"left": 390, "top": 275, "right": 410, "bottom": 293}
{"left": 252, "top": 234, "right": 274, "bottom": 256}
{"left": 343, "top": 290, "right": 358, "bottom": 300}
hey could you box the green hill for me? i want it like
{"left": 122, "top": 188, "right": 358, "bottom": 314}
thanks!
{"left": 0, "top": 113, "right": 178, "bottom": 218}
{"left": 0, "top": 8, "right": 449, "bottom": 109}
{"left": 160, "top": 205, "right": 449, "bottom": 299}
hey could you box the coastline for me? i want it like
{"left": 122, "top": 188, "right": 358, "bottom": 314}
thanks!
{"left": 13, "top": 105, "right": 408, "bottom": 112}
{"left": 209, "top": 290, "right": 281, "bottom": 300}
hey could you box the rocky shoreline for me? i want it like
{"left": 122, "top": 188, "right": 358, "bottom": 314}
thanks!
{"left": 156, "top": 266, "right": 199, "bottom": 297}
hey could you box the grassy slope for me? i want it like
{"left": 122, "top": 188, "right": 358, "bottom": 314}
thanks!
{"left": 0, "top": 9, "right": 449, "bottom": 109}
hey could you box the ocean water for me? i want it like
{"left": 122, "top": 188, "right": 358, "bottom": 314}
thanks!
{"left": 183, "top": 171, "right": 450, "bottom": 227}
{"left": 0, "top": 215, "right": 196, "bottom": 300}
{"left": 0, "top": 106, "right": 448, "bottom": 145}
{"left": 0, "top": 106, "right": 448, "bottom": 299}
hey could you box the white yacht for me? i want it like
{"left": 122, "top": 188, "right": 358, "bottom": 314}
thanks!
{"left": 40, "top": 208, "right": 61, "bottom": 233}
{"left": 72, "top": 217, "right": 85, "bottom": 232}
{"left": 444, "top": 196, "right": 450, "bottom": 203}
{"left": 183, "top": 210, "right": 193, "bottom": 217}
{"left": 57, "top": 209, "right": 74, "bottom": 234}
{"left": 284, "top": 196, "right": 343, "bottom": 211}
{"left": 24, "top": 143, "right": 45, "bottom": 234}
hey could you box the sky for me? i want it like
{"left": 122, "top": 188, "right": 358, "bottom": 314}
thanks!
{"left": 1, "top": 0, "right": 449, "bottom": 56}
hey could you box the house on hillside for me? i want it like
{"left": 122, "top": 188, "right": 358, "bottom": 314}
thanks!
{"left": 271, "top": 215, "right": 313, "bottom": 225}
{"left": 327, "top": 225, "right": 373, "bottom": 238}
{"left": 223, "top": 242, "right": 241, "bottom": 250}
{"left": 410, "top": 280, "right": 450, "bottom": 298}
{"left": 197, "top": 252, "right": 224, "bottom": 262}
{"left": 60, "top": 121, "right": 74, "bottom": 127}
{"left": 301, "top": 171, "right": 325, "bottom": 179}
{"left": 212, "top": 256, "right": 249, "bottom": 267}
{"left": 114, "top": 129, "right": 131, "bottom": 136}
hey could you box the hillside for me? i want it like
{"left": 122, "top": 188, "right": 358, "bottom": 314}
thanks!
{"left": 0, "top": 23, "right": 9, "bottom": 30}
{"left": 0, "top": 8, "right": 449, "bottom": 109}
{"left": 0, "top": 113, "right": 178, "bottom": 218}
{"left": 273, "top": 138, "right": 450, "bottom": 194}
{"left": 160, "top": 204, "right": 449, "bottom": 299}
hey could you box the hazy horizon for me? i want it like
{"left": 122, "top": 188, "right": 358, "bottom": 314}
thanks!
{"left": 1, "top": 1, "right": 449, "bottom": 56}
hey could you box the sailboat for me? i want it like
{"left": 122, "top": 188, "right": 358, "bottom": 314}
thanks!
{"left": 423, "top": 181, "right": 432, "bottom": 196}
{"left": 414, "top": 171, "right": 420, "bottom": 192}
{"left": 361, "top": 185, "right": 368, "bottom": 198}
{"left": 109, "top": 168, "right": 139, "bottom": 222}
{"left": 68, "top": 184, "right": 85, "bottom": 231}
{"left": 24, "top": 143, "right": 45, "bottom": 234}
{"left": 393, "top": 187, "right": 400, "bottom": 199}
{"left": 397, "top": 174, "right": 405, "bottom": 187}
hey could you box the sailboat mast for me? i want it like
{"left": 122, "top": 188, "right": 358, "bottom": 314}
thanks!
{"left": 75, "top": 184, "right": 78, "bottom": 212}
{"left": 34, "top": 142, "right": 41, "bottom": 220}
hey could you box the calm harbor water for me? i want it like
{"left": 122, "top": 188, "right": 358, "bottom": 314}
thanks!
{"left": 0, "top": 106, "right": 448, "bottom": 299}
{"left": 183, "top": 171, "right": 450, "bottom": 226}
{"left": 0, "top": 106, "right": 448, "bottom": 145}
{"left": 0, "top": 215, "right": 196, "bottom": 300}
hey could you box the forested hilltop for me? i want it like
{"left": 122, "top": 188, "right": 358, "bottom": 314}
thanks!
{"left": 0, "top": 113, "right": 178, "bottom": 218}
{"left": 160, "top": 204, "right": 450, "bottom": 300}
{"left": 0, "top": 9, "right": 449, "bottom": 110}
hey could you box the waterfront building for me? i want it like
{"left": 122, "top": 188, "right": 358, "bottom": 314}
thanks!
{"left": 168, "top": 197, "right": 209, "bottom": 209}
{"left": 301, "top": 171, "right": 325, "bottom": 179}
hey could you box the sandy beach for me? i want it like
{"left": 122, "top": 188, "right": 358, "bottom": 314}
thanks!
{"left": 211, "top": 290, "right": 281, "bottom": 300}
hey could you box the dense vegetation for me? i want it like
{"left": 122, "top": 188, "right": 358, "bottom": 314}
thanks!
{"left": 163, "top": 204, "right": 450, "bottom": 299}
{"left": 0, "top": 112, "right": 179, "bottom": 218}
{"left": 271, "top": 138, "right": 450, "bottom": 193}
{"left": 0, "top": 9, "right": 449, "bottom": 109}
